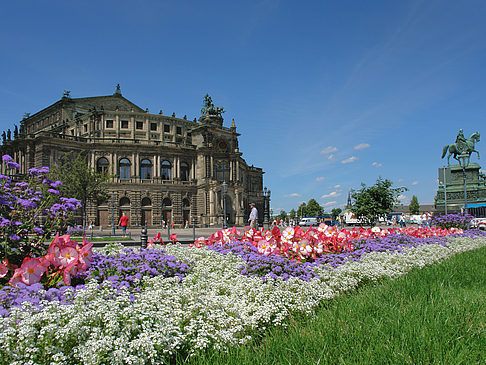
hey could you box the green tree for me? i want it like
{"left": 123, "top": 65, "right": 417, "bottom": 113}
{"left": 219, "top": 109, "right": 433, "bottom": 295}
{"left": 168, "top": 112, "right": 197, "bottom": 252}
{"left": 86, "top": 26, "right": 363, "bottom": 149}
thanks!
{"left": 306, "top": 198, "right": 324, "bottom": 217}
{"left": 331, "top": 208, "right": 342, "bottom": 221}
{"left": 279, "top": 210, "right": 288, "bottom": 220}
{"left": 351, "top": 177, "right": 406, "bottom": 226}
{"left": 50, "top": 152, "right": 110, "bottom": 227}
{"left": 409, "top": 195, "right": 420, "bottom": 214}
{"left": 289, "top": 209, "right": 296, "bottom": 219}
{"left": 297, "top": 202, "right": 307, "bottom": 218}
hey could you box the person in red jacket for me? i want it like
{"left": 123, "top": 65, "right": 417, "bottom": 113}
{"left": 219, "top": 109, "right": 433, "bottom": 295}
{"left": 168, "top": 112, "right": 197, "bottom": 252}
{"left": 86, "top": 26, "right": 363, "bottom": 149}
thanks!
{"left": 118, "top": 212, "right": 129, "bottom": 237}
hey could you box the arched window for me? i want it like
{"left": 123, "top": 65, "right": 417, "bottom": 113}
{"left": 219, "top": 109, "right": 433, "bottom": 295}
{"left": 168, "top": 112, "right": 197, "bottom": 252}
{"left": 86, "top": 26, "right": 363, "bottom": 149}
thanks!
{"left": 119, "top": 197, "right": 130, "bottom": 206}
{"left": 119, "top": 158, "right": 131, "bottom": 179}
{"left": 97, "top": 157, "right": 109, "bottom": 173}
{"left": 141, "top": 197, "right": 152, "bottom": 206}
{"left": 214, "top": 159, "right": 229, "bottom": 182}
{"left": 140, "top": 159, "right": 152, "bottom": 179}
{"left": 182, "top": 198, "right": 190, "bottom": 208}
{"left": 181, "top": 162, "right": 190, "bottom": 181}
{"left": 161, "top": 160, "right": 171, "bottom": 180}
{"left": 162, "top": 198, "right": 172, "bottom": 207}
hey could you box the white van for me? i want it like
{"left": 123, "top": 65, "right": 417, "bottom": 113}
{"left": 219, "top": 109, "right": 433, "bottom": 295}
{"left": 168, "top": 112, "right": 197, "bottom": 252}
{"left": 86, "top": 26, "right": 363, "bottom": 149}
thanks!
{"left": 298, "top": 217, "right": 318, "bottom": 227}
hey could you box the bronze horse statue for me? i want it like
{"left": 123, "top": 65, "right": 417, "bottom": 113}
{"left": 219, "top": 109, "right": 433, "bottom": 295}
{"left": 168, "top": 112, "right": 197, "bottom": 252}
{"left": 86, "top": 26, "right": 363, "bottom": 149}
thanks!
{"left": 442, "top": 131, "right": 480, "bottom": 165}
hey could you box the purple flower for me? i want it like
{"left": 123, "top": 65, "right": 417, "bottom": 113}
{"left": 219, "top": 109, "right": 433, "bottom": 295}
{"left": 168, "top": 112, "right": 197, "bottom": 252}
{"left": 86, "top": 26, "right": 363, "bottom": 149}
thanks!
{"left": 2, "top": 155, "right": 13, "bottom": 162}
{"left": 6, "top": 161, "right": 20, "bottom": 170}
{"left": 33, "top": 227, "right": 44, "bottom": 234}
{"left": 16, "top": 198, "right": 36, "bottom": 209}
{"left": 9, "top": 235, "right": 20, "bottom": 241}
{"left": 47, "top": 189, "right": 60, "bottom": 195}
{"left": 50, "top": 180, "right": 62, "bottom": 188}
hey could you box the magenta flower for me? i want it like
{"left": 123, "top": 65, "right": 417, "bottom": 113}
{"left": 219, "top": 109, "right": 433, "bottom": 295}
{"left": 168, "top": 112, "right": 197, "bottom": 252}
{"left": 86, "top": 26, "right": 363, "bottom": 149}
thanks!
{"left": 20, "top": 258, "right": 46, "bottom": 285}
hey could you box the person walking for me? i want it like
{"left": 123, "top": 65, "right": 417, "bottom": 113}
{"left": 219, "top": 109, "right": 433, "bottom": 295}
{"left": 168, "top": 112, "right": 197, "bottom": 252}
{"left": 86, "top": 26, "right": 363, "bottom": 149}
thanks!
{"left": 248, "top": 203, "right": 258, "bottom": 229}
{"left": 118, "top": 212, "right": 129, "bottom": 237}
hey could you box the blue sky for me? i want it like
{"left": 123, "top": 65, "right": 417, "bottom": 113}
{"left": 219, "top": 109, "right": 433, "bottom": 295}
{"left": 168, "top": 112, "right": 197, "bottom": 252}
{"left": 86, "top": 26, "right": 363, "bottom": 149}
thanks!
{"left": 1, "top": 0, "right": 485, "bottom": 214}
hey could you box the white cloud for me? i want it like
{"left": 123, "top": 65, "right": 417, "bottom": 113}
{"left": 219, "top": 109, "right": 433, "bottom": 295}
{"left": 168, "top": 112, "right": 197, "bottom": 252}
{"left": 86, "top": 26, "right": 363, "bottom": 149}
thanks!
{"left": 334, "top": 184, "right": 341, "bottom": 188}
{"left": 328, "top": 154, "right": 335, "bottom": 160}
{"left": 284, "top": 193, "right": 302, "bottom": 198}
{"left": 398, "top": 194, "right": 407, "bottom": 201}
{"left": 320, "top": 146, "right": 338, "bottom": 154}
{"left": 341, "top": 156, "right": 358, "bottom": 164}
{"left": 323, "top": 201, "right": 338, "bottom": 207}
{"left": 372, "top": 162, "right": 382, "bottom": 167}
{"left": 354, "top": 143, "right": 370, "bottom": 150}
{"left": 397, "top": 178, "right": 405, "bottom": 183}
{"left": 315, "top": 176, "right": 326, "bottom": 182}
{"left": 412, "top": 181, "right": 419, "bottom": 185}
{"left": 321, "top": 191, "right": 341, "bottom": 199}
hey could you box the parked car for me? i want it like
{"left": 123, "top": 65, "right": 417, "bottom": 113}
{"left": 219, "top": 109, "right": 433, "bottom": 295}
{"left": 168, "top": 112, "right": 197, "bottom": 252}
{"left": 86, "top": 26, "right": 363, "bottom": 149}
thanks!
{"left": 471, "top": 218, "right": 486, "bottom": 230}
{"left": 298, "top": 217, "right": 318, "bottom": 227}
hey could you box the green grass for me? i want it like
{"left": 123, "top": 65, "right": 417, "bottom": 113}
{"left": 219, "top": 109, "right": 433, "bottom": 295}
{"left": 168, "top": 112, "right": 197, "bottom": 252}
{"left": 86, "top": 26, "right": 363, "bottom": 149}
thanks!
{"left": 180, "top": 246, "right": 486, "bottom": 364}
{"left": 71, "top": 236, "right": 134, "bottom": 242}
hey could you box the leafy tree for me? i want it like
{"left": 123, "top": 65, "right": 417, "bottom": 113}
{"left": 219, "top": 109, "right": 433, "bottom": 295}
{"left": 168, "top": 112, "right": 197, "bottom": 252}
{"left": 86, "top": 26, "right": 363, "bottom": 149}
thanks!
{"left": 279, "top": 210, "right": 288, "bottom": 220}
{"left": 289, "top": 209, "right": 296, "bottom": 219}
{"left": 306, "top": 198, "right": 324, "bottom": 217}
{"left": 331, "top": 208, "right": 342, "bottom": 221}
{"left": 351, "top": 177, "right": 406, "bottom": 226}
{"left": 297, "top": 202, "right": 307, "bottom": 218}
{"left": 409, "top": 195, "right": 420, "bottom": 214}
{"left": 50, "top": 152, "right": 110, "bottom": 227}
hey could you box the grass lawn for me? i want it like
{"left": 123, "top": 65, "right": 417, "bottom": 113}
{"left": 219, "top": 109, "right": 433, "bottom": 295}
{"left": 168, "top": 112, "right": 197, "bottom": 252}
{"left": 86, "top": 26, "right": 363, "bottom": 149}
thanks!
{"left": 71, "top": 236, "right": 134, "bottom": 242}
{"left": 184, "top": 246, "right": 486, "bottom": 364}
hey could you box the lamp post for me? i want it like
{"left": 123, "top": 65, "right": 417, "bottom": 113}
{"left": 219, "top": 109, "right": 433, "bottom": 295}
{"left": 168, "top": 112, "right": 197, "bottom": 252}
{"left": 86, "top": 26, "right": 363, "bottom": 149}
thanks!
{"left": 222, "top": 181, "right": 228, "bottom": 229}
{"left": 458, "top": 153, "right": 469, "bottom": 215}
{"left": 263, "top": 187, "right": 271, "bottom": 229}
{"left": 111, "top": 193, "right": 115, "bottom": 236}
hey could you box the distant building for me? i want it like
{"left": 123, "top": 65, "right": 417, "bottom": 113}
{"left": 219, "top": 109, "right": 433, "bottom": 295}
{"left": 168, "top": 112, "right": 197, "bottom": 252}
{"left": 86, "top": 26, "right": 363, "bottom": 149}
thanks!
{"left": 1, "top": 86, "right": 265, "bottom": 227}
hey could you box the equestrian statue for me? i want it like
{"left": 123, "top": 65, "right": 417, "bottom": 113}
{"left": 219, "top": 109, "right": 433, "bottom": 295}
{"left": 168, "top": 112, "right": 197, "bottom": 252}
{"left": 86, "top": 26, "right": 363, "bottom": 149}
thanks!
{"left": 442, "top": 129, "right": 480, "bottom": 165}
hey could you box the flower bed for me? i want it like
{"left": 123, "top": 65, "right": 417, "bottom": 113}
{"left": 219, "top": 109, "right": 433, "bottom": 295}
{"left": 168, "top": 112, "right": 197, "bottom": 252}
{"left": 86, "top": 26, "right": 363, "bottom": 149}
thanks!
{"left": 0, "top": 228, "right": 485, "bottom": 364}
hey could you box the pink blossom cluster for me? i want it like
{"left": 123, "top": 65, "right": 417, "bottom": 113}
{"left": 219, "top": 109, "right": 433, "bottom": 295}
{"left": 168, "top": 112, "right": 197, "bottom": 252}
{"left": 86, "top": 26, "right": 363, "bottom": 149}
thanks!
{"left": 147, "top": 233, "right": 178, "bottom": 247}
{"left": 0, "top": 234, "right": 93, "bottom": 287}
{"left": 190, "top": 224, "right": 463, "bottom": 261}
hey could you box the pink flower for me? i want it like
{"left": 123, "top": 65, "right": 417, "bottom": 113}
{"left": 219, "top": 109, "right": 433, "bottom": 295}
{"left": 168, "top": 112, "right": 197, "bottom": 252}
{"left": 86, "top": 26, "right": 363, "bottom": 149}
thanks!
{"left": 59, "top": 247, "right": 79, "bottom": 268}
{"left": 78, "top": 243, "right": 93, "bottom": 271}
{"left": 0, "top": 261, "right": 8, "bottom": 278}
{"left": 20, "top": 258, "right": 46, "bottom": 285}
{"left": 170, "top": 233, "right": 177, "bottom": 244}
{"left": 62, "top": 262, "right": 78, "bottom": 285}
{"left": 9, "top": 268, "right": 24, "bottom": 286}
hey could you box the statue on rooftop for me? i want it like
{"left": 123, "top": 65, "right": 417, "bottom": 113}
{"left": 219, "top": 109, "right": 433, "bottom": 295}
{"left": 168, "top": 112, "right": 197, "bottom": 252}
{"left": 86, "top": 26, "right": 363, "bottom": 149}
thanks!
{"left": 442, "top": 130, "right": 480, "bottom": 165}
{"left": 200, "top": 94, "right": 224, "bottom": 117}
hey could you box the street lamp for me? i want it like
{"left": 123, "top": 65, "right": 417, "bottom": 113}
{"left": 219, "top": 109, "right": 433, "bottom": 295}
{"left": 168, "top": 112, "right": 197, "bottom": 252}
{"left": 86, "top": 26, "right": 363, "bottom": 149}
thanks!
{"left": 458, "top": 153, "right": 469, "bottom": 215}
{"left": 222, "top": 181, "right": 228, "bottom": 229}
{"left": 111, "top": 193, "right": 115, "bottom": 236}
{"left": 263, "top": 187, "right": 271, "bottom": 229}
{"left": 442, "top": 166, "right": 448, "bottom": 215}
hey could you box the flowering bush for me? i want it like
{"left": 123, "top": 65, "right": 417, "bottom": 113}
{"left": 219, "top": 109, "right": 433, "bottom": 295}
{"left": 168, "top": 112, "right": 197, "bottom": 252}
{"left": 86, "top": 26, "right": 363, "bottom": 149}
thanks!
{"left": 190, "top": 224, "right": 463, "bottom": 262}
{"left": 7, "top": 234, "right": 93, "bottom": 288}
{"left": 78, "top": 247, "right": 191, "bottom": 293}
{"left": 0, "top": 154, "right": 81, "bottom": 275}
{"left": 430, "top": 213, "right": 474, "bottom": 230}
{"left": 0, "top": 235, "right": 484, "bottom": 363}
{"left": 66, "top": 225, "right": 86, "bottom": 236}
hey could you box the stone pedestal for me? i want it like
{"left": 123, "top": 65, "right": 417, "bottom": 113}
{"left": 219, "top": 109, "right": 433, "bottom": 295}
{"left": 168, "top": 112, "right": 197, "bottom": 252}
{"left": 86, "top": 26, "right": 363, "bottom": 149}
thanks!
{"left": 436, "top": 163, "right": 486, "bottom": 213}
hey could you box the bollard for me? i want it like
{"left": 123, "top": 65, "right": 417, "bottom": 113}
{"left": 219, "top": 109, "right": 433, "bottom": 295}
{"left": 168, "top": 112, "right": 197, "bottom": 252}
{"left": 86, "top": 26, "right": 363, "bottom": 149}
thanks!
{"left": 140, "top": 226, "right": 148, "bottom": 248}
{"left": 193, "top": 217, "right": 196, "bottom": 241}
{"left": 167, "top": 222, "right": 171, "bottom": 242}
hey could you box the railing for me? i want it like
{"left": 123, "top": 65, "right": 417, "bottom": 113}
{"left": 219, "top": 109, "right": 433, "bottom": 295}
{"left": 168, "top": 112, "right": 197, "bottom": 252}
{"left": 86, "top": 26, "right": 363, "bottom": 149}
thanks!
{"left": 33, "top": 132, "right": 196, "bottom": 149}
{"left": 115, "top": 177, "right": 197, "bottom": 185}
